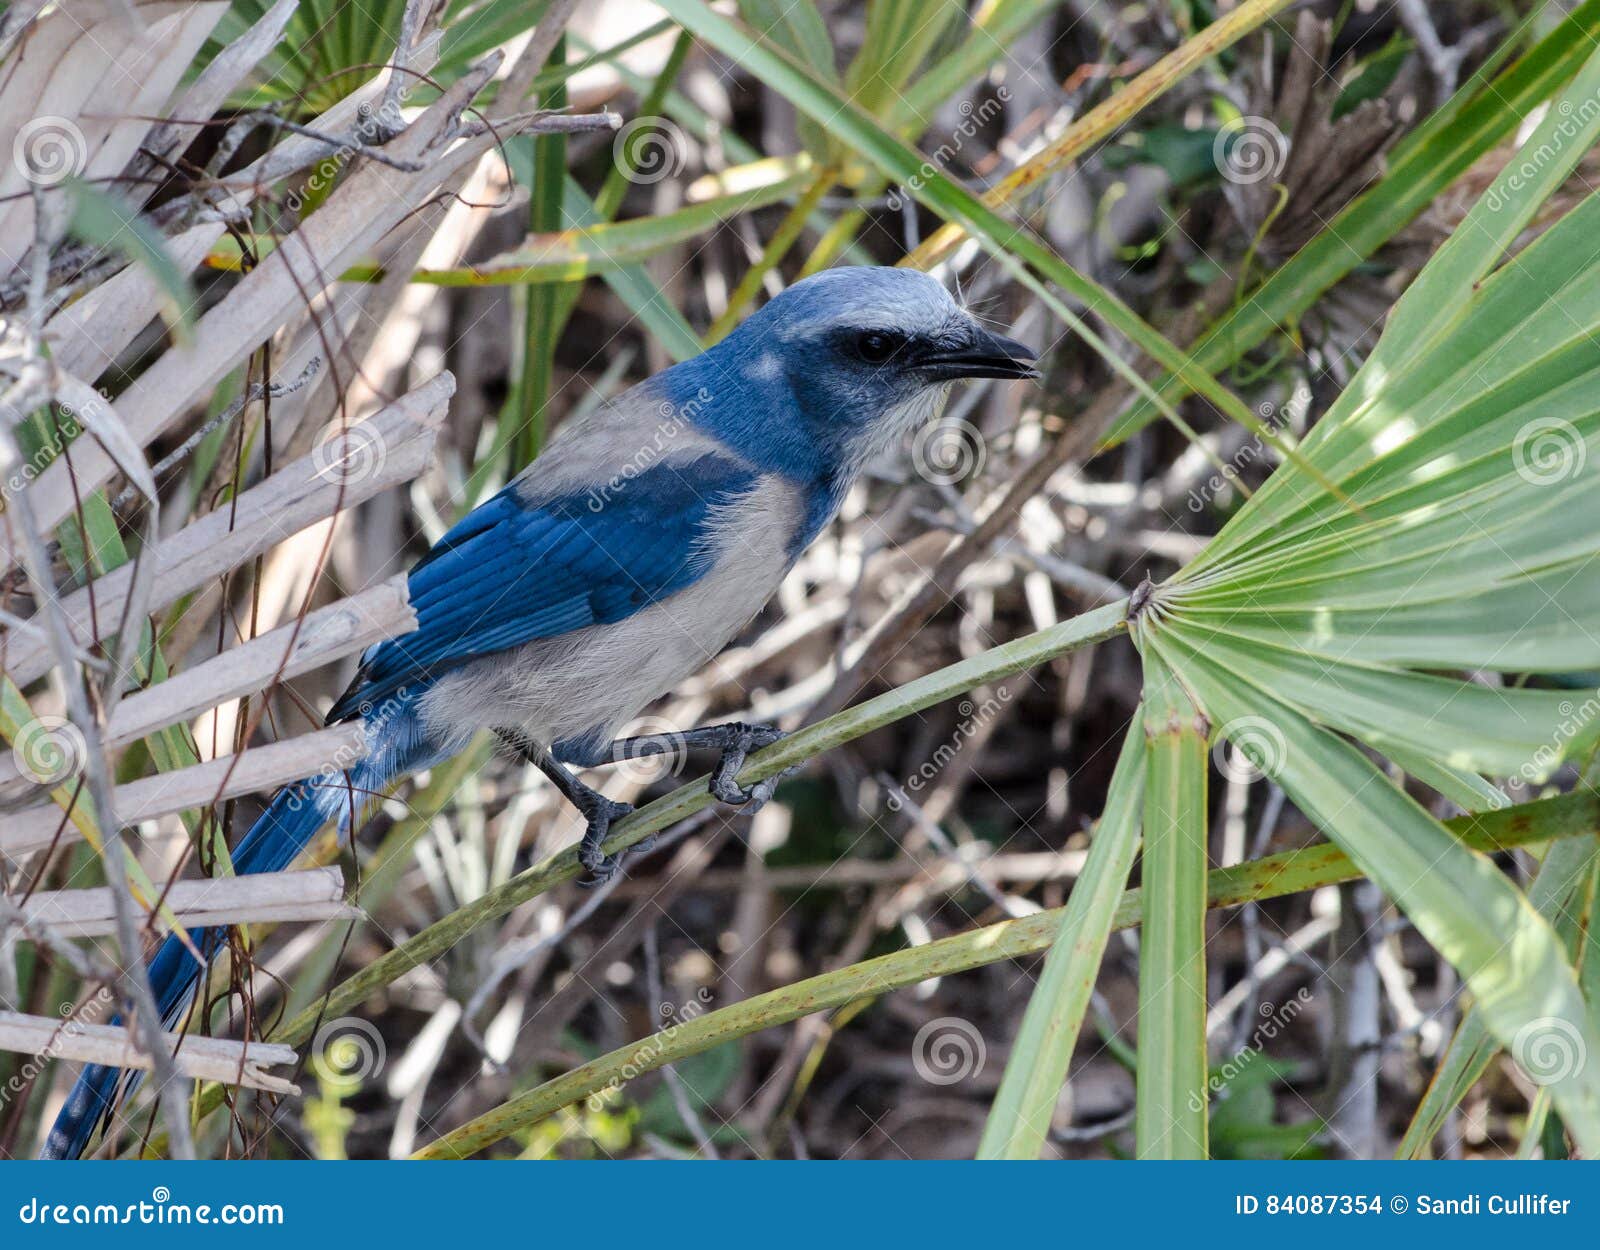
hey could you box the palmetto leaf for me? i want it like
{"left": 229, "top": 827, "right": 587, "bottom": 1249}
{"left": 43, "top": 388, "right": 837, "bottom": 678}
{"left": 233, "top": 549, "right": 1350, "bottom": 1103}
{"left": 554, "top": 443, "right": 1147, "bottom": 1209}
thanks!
{"left": 210, "top": 0, "right": 554, "bottom": 110}
{"left": 1162, "top": 629, "right": 1592, "bottom": 780}
{"left": 1115, "top": 40, "right": 1600, "bottom": 1151}
{"left": 1162, "top": 651, "right": 1600, "bottom": 1150}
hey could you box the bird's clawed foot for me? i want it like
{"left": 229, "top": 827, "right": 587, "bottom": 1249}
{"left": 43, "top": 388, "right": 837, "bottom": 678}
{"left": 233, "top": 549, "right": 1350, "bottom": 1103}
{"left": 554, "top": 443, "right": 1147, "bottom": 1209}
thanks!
{"left": 707, "top": 723, "right": 794, "bottom": 813}
{"left": 574, "top": 789, "right": 641, "bottom": 888}
{"left": 503, "top": 729, "right": 654, "bottom": 888}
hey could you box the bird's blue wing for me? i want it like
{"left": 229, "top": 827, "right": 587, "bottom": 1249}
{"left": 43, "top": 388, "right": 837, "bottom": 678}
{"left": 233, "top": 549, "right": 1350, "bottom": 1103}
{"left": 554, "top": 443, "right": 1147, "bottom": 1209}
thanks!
{"left": 328, "top": 453, "right": 757, "bottom": 721}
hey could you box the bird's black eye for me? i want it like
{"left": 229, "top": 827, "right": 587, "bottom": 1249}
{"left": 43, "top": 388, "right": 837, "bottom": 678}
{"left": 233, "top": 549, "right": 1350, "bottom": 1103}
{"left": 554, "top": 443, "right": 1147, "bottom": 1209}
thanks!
{"left": 853, "top": 330, "right": 902, "bottom": 364}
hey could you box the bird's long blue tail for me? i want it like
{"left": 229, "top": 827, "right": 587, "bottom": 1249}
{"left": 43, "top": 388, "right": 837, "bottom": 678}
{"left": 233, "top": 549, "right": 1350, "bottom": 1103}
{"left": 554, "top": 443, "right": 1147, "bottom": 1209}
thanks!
{"left": 40, "top": 753, "right": 389, "bottom": 1159}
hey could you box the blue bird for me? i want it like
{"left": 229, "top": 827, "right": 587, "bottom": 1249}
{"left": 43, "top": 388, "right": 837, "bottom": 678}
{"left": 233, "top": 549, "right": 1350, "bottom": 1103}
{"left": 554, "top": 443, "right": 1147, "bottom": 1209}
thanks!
{"left": 42, "top": 265, "right": 1036, "bottom": 1159}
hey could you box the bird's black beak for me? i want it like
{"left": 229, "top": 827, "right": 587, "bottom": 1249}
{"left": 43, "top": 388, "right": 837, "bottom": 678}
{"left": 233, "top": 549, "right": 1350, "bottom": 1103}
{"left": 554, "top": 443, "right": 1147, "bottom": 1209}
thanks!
{"left": 920, "top": 326, "right": 1040, "bottom": 382}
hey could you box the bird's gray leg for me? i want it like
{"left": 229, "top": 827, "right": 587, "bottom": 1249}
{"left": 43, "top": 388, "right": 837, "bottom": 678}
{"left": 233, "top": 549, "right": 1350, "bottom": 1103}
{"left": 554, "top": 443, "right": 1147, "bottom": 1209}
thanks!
{"left": 603, "top": 722, "right": 795, "bottom": 813}
{"left": 496, "top": 730, "right": 637, "bottom": 886}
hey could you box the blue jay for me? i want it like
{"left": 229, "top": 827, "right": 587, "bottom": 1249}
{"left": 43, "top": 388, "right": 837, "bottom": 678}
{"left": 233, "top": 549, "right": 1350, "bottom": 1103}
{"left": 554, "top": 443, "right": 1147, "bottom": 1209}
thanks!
{"left": 42, "top": 265, "right": 1036, "bottom": 1158}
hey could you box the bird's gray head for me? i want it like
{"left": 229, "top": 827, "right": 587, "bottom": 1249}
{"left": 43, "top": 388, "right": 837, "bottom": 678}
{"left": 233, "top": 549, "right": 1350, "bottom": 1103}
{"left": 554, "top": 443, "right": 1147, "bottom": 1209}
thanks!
{"left": 688, "top": 267, "right": 1037, "bottom": 480}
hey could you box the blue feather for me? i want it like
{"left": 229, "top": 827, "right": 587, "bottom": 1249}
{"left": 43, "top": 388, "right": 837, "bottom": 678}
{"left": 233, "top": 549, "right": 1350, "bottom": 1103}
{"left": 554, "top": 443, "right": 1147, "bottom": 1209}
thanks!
{"left": 328, "top": 453, "right": 758, "bottom": 722}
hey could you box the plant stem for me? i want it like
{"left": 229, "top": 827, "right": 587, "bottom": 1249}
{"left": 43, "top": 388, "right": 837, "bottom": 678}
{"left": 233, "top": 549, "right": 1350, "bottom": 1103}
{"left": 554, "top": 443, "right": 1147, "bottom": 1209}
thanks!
{"left": 1133, "top": 648, "right": 1210, "bottom": 1159}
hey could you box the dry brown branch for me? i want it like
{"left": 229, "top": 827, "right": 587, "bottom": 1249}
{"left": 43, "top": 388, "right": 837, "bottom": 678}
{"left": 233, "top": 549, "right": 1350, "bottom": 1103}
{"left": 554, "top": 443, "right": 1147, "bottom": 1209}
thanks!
{"left": 0, "top": 0, "right": 49, "bottom": 64}
{"left": 1, "top": 723, "right": 367, "bottom": 862}
{"left": 0, "top": 177, "right": 196, "bottom": 1157}
{"left": 19, "top": 866, "right": 356, "bottom": 937}
{"left": 126, "top": 0, "right": 301, "bottom": 201}
{"left": 0, "top": 1010, "right": 300, "bottom": 1094}
{"left": 101, "top": 577, "right": 411, "bottom": 748}
{"left": 0, "top": 577, "right": 408, "bottom": 793}
{"left": 497, "top": 0, "right": 583, "bottom": 116}
{"left": 0, "top": 2, "right": 227, "bottom": 272}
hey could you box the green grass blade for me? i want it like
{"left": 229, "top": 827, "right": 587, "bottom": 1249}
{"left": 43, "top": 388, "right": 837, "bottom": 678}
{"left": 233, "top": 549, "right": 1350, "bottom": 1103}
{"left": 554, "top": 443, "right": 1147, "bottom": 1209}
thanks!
{"left": 514, "top": 32, "right": 569, "bottom": 468}
{"left": 893, "top": 0, "right": 1059, "bottom": 124}
{"left": 844, "top": 0, "right": 964, "bottom": 119}
{"left": 68, "top": 182, "right": 196, "bottom": 337}
{"left": 978, "top": 724, "right": 1145, "bottom": 1159}
{"left": 387, "top": 173, "right": 816, "bottom": 286}
{"left": 737, "top": 0, "right": 835, "bottom": 156}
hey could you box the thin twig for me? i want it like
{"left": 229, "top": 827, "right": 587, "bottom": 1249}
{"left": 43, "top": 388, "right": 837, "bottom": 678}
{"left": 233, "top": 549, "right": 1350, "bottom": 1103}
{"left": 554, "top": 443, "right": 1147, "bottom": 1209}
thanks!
{"left": 229, "top": 112, "right": 430, "bottom": 172}
{"left": 376, "top": 0, "right": 443, "bottom": 137}
{"left": 109, "top": 356, "right": 323, "bottom": 512}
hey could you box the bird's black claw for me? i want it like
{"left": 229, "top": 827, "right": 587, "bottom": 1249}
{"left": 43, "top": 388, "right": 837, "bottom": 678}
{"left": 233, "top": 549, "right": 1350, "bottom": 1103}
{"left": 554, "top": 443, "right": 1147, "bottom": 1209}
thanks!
{"left": 575, "top": 794, "right": 635, "bottom": 888}
{"left": 625, "top": 832, "right": 660, "bottom": 864}
{"left": 708, "top": 724, "right": 791, "bottom": 810}
{"left": 711, "top": 773, "right": 785, "bottom": 812}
